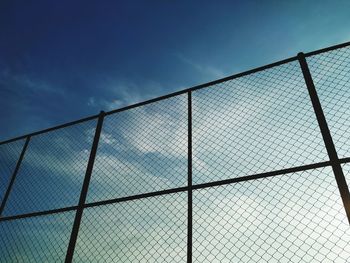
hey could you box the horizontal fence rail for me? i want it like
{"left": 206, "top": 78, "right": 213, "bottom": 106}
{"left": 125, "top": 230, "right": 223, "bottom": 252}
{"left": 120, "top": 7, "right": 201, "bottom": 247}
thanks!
{"left": 1, "top": 41, "right": 350, "bottom": 262}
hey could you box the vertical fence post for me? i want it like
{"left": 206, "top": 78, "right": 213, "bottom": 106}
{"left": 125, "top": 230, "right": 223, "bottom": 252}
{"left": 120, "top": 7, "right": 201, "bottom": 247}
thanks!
{"left": 0, "top": 136, "right": 30, "bottom": 217}
{"left": 298, "top": 52, "right": 350, "bottom": 224}
{"left": 65, "top": 111, "right": 105, "bottom": 263}
{"left": 187, "top": 91, "right": 193, "bottom": 263}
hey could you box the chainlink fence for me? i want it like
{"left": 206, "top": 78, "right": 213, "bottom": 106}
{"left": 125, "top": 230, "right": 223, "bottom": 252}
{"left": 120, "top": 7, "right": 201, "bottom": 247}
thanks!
{"left": 1, "top": 42, "right": 350, "bottom": 262}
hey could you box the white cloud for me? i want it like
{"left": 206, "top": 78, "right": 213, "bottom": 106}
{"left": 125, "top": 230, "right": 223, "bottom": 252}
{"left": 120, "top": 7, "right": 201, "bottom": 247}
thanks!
{"left": 191, "top": 61, "right": 328, "bottom": 184}
{"left": 91, "top": 79, "right": 164, "bottom": 112}
{"left": 3, "top": 48, "right": 350, "bottom": 262}
{"left": 87, "top": 97, "right": 96, "bottom": 107}
{"left": 175, "top": 53, "right": 227, "bottom": 79}
{"left": 99, "top": 131, "right": 118, "bottom": 145}
{"left": 0, "top": 70, "right": 64, "bottom": 96}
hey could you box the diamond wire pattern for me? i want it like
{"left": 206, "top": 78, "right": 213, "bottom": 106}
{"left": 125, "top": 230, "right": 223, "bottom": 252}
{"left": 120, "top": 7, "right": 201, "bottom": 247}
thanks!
{"left": 192, "top": 61, "right": 328, "bottom": 184}
{"left": 0, "top": 211, "right": 75, "bottom": 262}
{"left": 87, "top": 95, "right": 188, "bottom": 203}
{"left": 73, "top": 192, "right": 187, "bottom": 262}
{"left": 0, "top": 139, "right": 25, "bottom": 204}
{"left": 342, "top": 162, "right": 350, "bottom": 193}
{"left": 0, "top": 46, "right": 349, "bottom": 262}
{"left": 3, "top": 120, "right": 96, "bottom": 216}
{"left": 193, "top": 167, "right": 350, "bottom": 263}
{"left": 307, "top": 46, "right": 350, "bottom": 158}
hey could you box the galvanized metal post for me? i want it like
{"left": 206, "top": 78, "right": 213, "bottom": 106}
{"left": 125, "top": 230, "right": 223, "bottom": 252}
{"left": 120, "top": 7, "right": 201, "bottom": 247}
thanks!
{"left": 187, "top": 91, "right": 193, "bottom": 263}
{"left": 65, "top": 111, "right": 105, "bottom": 262}
{"left": 298, "top": 52, "right": 350, "bottom": 224}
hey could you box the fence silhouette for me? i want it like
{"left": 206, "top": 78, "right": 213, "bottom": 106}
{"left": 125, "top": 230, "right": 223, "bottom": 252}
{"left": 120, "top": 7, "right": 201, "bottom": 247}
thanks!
{"left": 1, "top": 41, "right": 350, "bottom": 262}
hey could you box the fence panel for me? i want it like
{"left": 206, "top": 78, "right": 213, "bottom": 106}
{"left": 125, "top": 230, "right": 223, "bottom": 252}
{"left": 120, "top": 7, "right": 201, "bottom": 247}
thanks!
{"left": 2, "top": 120, "right": 96, "bottom": 216}
{"left": 192, "top": 61, "right": 328, "bottom": 184}
{"left": 0, "top": 139, "right": 25, "bottom": 205}
{"left": 306, "top": 46, "right": 350, "bottom": 158}
{"left": 86, "top": 95, "right": 188, "bottom": 203}
{"left": 0, "top": 42, "right": 350, "bottom": 262}
{"left": 0, "top": 211, "right": 75, "bottom": 262}
{"left": 193, "top": 167, "right": 350, "bottom": 262}
{"left": 73, "top": 192, "right": 187, "bottom": 262}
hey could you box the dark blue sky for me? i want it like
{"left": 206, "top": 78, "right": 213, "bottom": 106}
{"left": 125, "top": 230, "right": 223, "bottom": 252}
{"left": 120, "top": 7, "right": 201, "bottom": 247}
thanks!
{"left": 1, "top": 0, "right": 350, "bottom": 141}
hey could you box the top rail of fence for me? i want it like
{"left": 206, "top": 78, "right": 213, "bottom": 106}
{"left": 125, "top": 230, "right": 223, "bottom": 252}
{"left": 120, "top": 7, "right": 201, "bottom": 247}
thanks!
{"left": 1, "top": 40, "right": 349, "bottom": 146}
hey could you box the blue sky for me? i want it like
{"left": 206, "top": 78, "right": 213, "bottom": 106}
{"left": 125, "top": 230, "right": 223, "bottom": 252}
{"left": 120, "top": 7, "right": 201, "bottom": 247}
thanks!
{"left": 1, "top": 0, "right": 350, "bottom": 141}
{"left": 1, "top": 1, "right": 350, "bottom": 261}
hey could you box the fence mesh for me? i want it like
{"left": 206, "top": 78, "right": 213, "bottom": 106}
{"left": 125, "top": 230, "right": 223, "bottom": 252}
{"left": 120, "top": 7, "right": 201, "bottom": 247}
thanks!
{"left": 342, "top": 163, "right": 350, "bottom": 191}
{"left": 2, "top": 120, "right": 96, "bottom": 216}
{"left": 0, "top": 139, "right": 25, "bottom": 204}
{"left": 87, "top": 95, "right": 188, "bottom": 203}
{"left": 0, "top": 211, "right": 75, "bottom": 262}
{"left": 192, "top": 61, "right": 328, "bottom": 184}
{"left": 74, "top": 193, "right": 187, "bottom": 262}
{"left": 306, "top": 46, "right": 350, "bottom": 158}
{"left": 0, "top": 43, "right": 350, "bottom": 262}
{"left": 193, "top": 167, "right": 350, "bottom": 263}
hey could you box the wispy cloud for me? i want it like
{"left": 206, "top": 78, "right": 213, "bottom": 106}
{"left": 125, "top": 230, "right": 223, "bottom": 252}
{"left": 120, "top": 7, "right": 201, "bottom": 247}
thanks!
{"left": 0, "top": 69, "right": 65, "bottom": 97}
{"left": 175, "top": 53, "right": 227, "bottom": 79}
{"left": 87, "top": 79, "right": 164, "bottom": 112}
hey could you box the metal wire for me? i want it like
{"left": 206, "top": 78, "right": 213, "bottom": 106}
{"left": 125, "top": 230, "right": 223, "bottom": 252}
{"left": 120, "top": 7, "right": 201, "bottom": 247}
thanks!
{"left": 0, "top": 211, "right": 75, "bottom": 262}
{"left": 2, "top": 120, "right": 96, "bottom": 216}
{"left": 86, "top": 96, "right": 188, "bottom": 203}
{"left": 74, "top": 192, "right": 187, "bottom": 262}
{"left": 0, "top": 139, "right": 25, "bottom": 205}
{"left": 193, "top": 167, "right": 350, "bottom": 262}
{"left": 306, "top": 46, "right": 350, "bottom": 158}
{"left": 192, "top": 60, "right": 328, "bottom": 184}
{"left": 0, "top": 41, "right": 350, "bottom": 262}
